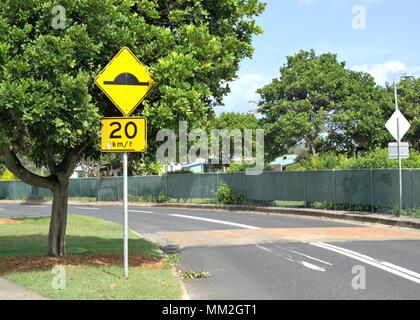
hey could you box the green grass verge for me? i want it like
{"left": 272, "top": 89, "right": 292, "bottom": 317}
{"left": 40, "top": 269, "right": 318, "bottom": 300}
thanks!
{"left": 0, "top": 215, "right": 182, "bottom": 300}
{"left": 6, "top": 266, "right": 181, "bottom": 300}
{"left": 0, "top": 215, "right": 158, "bottom": 258}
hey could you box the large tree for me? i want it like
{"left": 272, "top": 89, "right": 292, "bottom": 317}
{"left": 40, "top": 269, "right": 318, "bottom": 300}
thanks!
{"left": 0, "top": 0, "right": 265, "bottom": 256}
{"left": 258, "top": 50, "right": 390, "bottom": 160}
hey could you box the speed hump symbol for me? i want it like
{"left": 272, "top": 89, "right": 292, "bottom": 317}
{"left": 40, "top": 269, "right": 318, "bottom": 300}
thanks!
{"left": 100, "top": 117, "right": 147, "bottom": 153}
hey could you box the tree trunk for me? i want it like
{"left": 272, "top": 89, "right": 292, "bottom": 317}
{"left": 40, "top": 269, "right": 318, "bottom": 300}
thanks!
{"left": 48, "top": 179, "right": 69, "bottom": 257}
{"left": 1, "top": 145, "right": 88, "bottom": 257}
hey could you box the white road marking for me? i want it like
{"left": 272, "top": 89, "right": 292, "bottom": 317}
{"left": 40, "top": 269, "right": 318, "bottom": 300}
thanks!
{"left": 24, "top": 205, "right": 48, "bottom": 208}
{"left": 287, "top": 249, "right": 333, "bottom": 266}
{"left": 129, "top": 210, "right": 155, "bottom": 214}
{"left": 300, "top": 261, "right": 326, "bottom": 272}
{"left": 311, "top": 242, "right": 420, "bottom": 285}
{"left": 169, "top": 214, "right": 261, "bottom": 230}
{"left": 75, "top": 207, "right": 100, "bottom": 211}
{"left": 253, "top": 243, "right": 325, "bottom": 272}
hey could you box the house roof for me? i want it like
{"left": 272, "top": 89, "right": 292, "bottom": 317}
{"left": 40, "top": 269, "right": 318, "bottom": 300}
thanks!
{"left": 270, "top": 155, "right": 298, "bottom": 167}
{"left": 182, "top": 158, "right": 207, "bottom": 169}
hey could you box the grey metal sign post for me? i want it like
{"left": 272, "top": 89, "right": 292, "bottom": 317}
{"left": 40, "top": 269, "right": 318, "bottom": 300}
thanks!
{"left": 123, "top": 153, "right": 129, "bottom": 278}
{"left": 386, "top": 83, "right": 411, "bottom": 213}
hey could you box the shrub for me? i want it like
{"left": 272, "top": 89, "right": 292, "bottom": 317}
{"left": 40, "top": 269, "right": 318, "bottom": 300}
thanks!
{"left": 340, "top": 148, "right": 420, "bottom": 169}
{"left": 214, "top": 183, "right": 245, "bottom": 205}
{"left": 166, "top": 169, "right": 194, "bottom": 175}
{"left": 298, "top": 148, "right": 420, "bottom": 170}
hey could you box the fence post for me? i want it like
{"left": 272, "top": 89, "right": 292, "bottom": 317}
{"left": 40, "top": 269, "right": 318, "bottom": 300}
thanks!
{"left": 96, "top": 178, "right": 100, "bottom": 202}
{"left": 216, "top": 172, "right": 219, "bottom": 201}
{"left": 244, "top": 173, "right": 248, "bottom": 202}
{"left": 13, "top": 181, "right": 16, "bottom": 200}
{"left": 410, "top": 169, "right": 414, "bottom": 209}
{"left": 370, "top": 168, "right": 375, "bottom": 212}
{"left": 332, "top": 169, "right": 336, "bottom": 209}
{"left": 165, "top": 175, "right": 169, "bottom": 198}
{"left": 303, "top": 171, "right": 307, "bottom": 208}
{"left": 272, "top": 172, "right": 276, "bottom": 205}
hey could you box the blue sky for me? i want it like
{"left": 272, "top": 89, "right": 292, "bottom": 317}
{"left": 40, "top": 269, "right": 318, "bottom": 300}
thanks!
{"left": 218, "top": 0, "right": 420, "bottom": 114}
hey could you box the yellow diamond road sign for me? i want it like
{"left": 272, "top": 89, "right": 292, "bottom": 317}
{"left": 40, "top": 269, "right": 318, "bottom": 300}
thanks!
{"left": 95, "top": 47, "right": 156, "bottom": 116}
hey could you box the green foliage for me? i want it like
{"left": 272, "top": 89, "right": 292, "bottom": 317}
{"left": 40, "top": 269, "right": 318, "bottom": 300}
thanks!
{"left": 258, "top": 50, "right": 390, "bottom": 160}
{"left": 298, "top": 148, "right": 420, "bottom": 170}
{"left": 209, "top": 112, "right": 261, "bottom": 166}
{"left": 214, "top": 183, "right": 245, "bottom": 205}
{"left": 210, "top": 112, "right": 260, "bottom": 131}
{"left": 166, "top": 169, "right": 194, "bottom": 175}
{"left": 341, "top": 148, "right": 420, "bottom": 169}
{"left": 131, "top": 161, "right": 163, "bottom": 176}
{"left": 129, "top": 192, "right": 169, "bottom": 204}
{"left": 402, "top": 207, "right": 420, "bottom": 218}
{"left": 300, "top": 153, "right": 345, "bottom": 170}
{"left": 228, "top": 162, "right": 254, "bottom": 173}
{"left": 0, "top": 161, "right": 6, "bottom": 177}
{"left": 0, "top": 0, "right": 265, "bottom": 172}
{"left": 313, "top": 201, "right": 370, "bottom": 212}
{"left": 386, "top": 78, "right": 420, "bottom": 152}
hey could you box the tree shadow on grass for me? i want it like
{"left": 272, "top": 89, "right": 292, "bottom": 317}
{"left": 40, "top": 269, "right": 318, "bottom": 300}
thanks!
{"left": 0, "top": 235, "right": 163, "bottom": 276}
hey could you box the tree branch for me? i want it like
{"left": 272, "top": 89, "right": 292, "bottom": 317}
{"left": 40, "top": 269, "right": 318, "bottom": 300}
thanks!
{"left": 0, "top": 146, "right": 54, "bottom": 190}
{"left": 58, "top": 141, "right": 91, "bottom": 180}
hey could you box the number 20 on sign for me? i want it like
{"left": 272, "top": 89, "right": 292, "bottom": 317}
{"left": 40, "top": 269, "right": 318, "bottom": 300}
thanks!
{"left": 100, "top": 117, "right": 147, "bottom": 153}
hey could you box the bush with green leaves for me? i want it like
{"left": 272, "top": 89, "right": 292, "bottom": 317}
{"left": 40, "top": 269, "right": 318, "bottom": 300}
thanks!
{"left": 166, "top": 169, "right": 195, "bottom": 175}
{"left": 340, "top": 148, "right": 420, "bottom": 169}
{"left": 214, "top": 183, "right": 245, "bottom": 205}
{"left": 298, "top": 148, "right": 420, "bottom": 170}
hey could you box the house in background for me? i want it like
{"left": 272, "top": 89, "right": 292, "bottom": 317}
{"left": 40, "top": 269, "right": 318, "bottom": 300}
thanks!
{"left": 70, "top": 166, "right": 85, "bottom": 179}
{"left": 181, "top": 158, "right": 208, "bottom": 173}
{"left": 270, "top": 155, "right": 298, "bottom": 172}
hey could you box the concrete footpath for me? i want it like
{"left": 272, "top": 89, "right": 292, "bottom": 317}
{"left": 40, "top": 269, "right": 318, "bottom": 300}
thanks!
{"left": 0, "top": 278, "right": 48, "bottom": 300}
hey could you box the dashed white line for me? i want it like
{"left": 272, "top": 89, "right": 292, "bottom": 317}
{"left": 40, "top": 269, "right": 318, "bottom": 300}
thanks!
{"left": 24, "top": 205, "right": 48, "bottom": 208}
{"left": 311, "top": 242, "right": 420, "bottom": 285}
{"left": 129, "top": 210, "right": 155, "bottom": 214}
{"left": 75, "top": 207, "right": 100, "bottom": 211}
{"left": 169, "top": 214, "right": 261, "bottom": 230}
{"left": 287, "top": 249, "right": 333, "bottom": 266}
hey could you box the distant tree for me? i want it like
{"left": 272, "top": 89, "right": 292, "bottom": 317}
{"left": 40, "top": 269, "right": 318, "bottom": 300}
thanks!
{"left": 209, "top": 112, "right": 260, "bottom": 165}
{"left": 0, "top": 0, "right": 265, "bottom": 256}
{"left": 258, "top": 50, "right": 390, "bottom": 161}
{"left": 386, "top": 77, "right": 420, "bottom": 151}
{"left": 210, "top": 112, "right": 260, "bottom": 132}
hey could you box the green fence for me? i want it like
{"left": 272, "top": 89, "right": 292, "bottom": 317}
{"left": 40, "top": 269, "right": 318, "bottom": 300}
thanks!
{"left": 0, "top": 169, "right": 419, "bottom": 209}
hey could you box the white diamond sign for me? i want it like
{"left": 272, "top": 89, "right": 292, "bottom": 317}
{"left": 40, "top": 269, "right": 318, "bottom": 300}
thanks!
{"left": 385, "top": 110, "right": 411, "bottom": 142}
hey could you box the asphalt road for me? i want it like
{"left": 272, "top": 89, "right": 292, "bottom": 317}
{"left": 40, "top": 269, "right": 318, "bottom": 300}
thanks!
{"left": 1, "top": 203, "right": 420, "bottom": 300}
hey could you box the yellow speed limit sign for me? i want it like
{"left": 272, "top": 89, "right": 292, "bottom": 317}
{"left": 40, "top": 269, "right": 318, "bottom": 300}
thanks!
{"left": 100, "top": 117, "right": 147, "bottom": 153}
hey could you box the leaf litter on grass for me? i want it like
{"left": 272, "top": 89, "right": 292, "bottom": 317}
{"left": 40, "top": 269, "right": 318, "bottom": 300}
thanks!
{"left": 0, "top": 253, "right": 164, "bottom": 276}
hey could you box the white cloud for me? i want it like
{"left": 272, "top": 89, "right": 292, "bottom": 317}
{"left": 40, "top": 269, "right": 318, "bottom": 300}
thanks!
{"left": 352, "top": 61, "right": 420, "bottom": 86}
{"left": 217, "top": 74, "right": 267, "bottom": 115}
